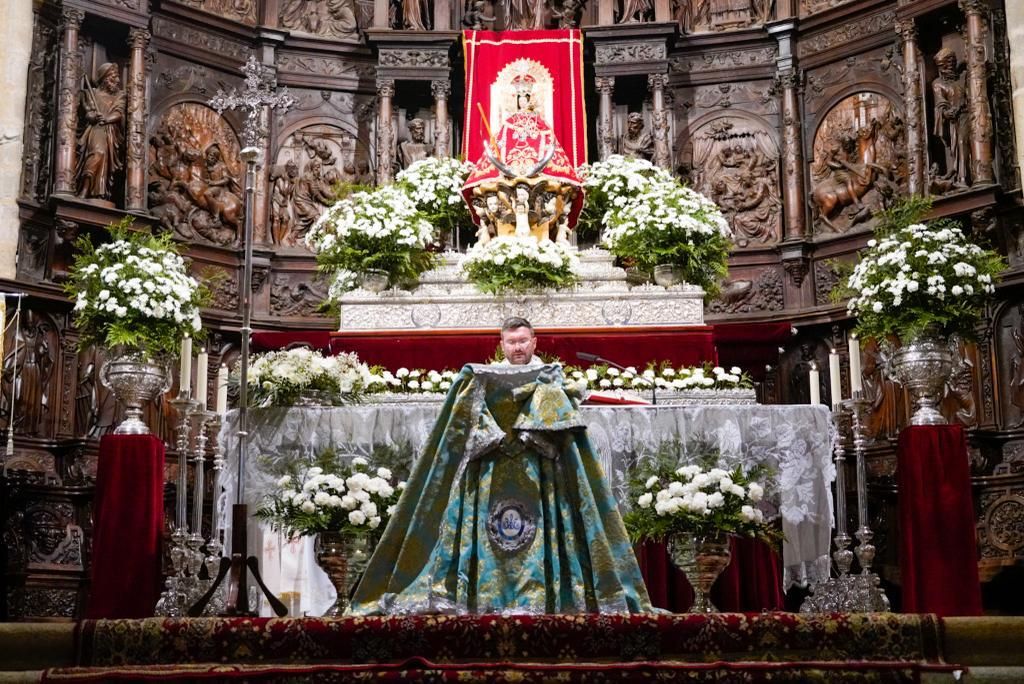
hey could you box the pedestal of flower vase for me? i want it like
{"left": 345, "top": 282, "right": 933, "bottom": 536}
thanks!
{"left": 886, "top": 336, "right": 953, "bottom": 426}
{"left": 668, "top": 534, "right": 732, "bottom": 613}
{"left": 100, "top": 353, "right": 171, "bottom": 435}
{"left": 314, "top": 532, "right": 371, "bottom": 617}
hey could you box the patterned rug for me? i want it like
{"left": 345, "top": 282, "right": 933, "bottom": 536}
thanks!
{"left": 42, "top": 658, "right": 961, "bottom": 683}
{"left": 66, "top": 613, "right": 946, "bottom": 666}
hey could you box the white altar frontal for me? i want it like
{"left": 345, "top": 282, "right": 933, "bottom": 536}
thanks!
{"left": 220, "top": 403, "right": 835, "bottom": 616}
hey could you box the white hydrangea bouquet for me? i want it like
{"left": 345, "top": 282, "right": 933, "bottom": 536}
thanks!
{"left": 66, "top": 218, "right": 207, "bottom": 357}
{"left": 305, "top": 184, "right": 438, "bottom": 301}
{"left": 395, "top": 156, "right": 474, "bottom": 242}
{"left": 256, "top": 456, "right": 405, "bottom": 541}
{"left": 245, "top": 348, "right": 371, "bottom": 407}
{"left": 622, "top": 441, "right": 777, "bottom": 545}
{"left": 460, "top": 235, "right": 580, "bottom": 294}
{"left": 840, "top": 197, "right": 1003, "bottom": 343}
{"left": 579, "top": 155, "right": 732, "bottom": 297}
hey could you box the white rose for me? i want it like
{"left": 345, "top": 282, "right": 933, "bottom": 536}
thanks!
{"left": 276, "top": 475, "right": 292, "bottom": 487}
{"left": 645, "top": 475, "right": 659, "bottom": 489}
{"left": 348, "top": 510, "right": 367, "bottom": 525}
{"left": 637, "top": 492, "right": 653, "bottom": 508}
{"left": 313, "top": 492, "right": 330, "bottom": 505}
{"left": 377, "top": 467, "right": 392, "bottom": 480}
{"left": 352, "top": 457, "right": 368, "bottom": 467}
{"left": 741, "top": 505, "right": 757, "bottom": 522}
{"left": 341, "top": 495, "right": 358, "bottom": 510}
{"left": 300, "top": 501, "right": 316, "bottom": 514}
{"left": 368, "top": 516, "right": 381, "bottom": 529}
{"left": 748, "top": 482, "right": 764, "bottom": 502}
{"left": 706, "top": 492, "right": 725, "bottom": 508}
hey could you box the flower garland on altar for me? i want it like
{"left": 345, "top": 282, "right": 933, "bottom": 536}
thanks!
{"left": 244, "top": 348, "right": 371, "bottom": 407}
{"left": 564, "top": 362, "right": 753, "bottom": 393}
{"left": 579, "top": 155, "right": 732, "bottom": 296}
{"left": 66, "top": 218, "right": 208, "bottom": 357}
{"left": 622, "top": 439, "right": 777, "bottom": 545}
{"left": 305, "top": 184, "right": 438, "bottom": 302}
{"left": 837, "top": 197, "right": 1003, "bottom": 343}
{"left": 459, "top": 235, "right": 580, "bottom": 294}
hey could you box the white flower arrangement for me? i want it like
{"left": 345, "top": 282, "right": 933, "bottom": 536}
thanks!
{"left": 395, "top": 157, "right": 474, "bottom": 239}
{"left": 839, "top": 198, "right": 1004, "bottom": 342}
{"left": 623, "top": 453, "right": 776, "bottom": 544}
{"left": 364, "top": 367, "right": 458, "bottom": 395}
{"left": 305, "top": 184, "right": 438, "bottom": 302}
{"left": 256, "top": 458, "right": 404, "bottom": 539}
{"left": 460, "top": 235, "right": 580, "bottom": 294}
{"left": 579, "top": 156, "right": 732, "bottom": 296}
{"left": 66, "top": 219, "right": 207, "bottom": 357}
{"left": 245, "top": 348, "right": 372, "bottom": 407}
{"left": 564, "top": 363, "right": 753, "bottom": 392}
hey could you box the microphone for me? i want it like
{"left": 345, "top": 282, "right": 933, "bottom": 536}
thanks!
{"left": 2, "top": 293, "right": 29, "bottom": 298}
{"left": 575, "top": 351, "right": 656, "bottom": 405}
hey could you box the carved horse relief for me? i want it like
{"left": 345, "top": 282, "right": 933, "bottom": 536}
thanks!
{"left": 810, "top": 93, "right": 907, "bottom": 234}
{"left": 148, "top": 103, "right": 244, "bottom": 246}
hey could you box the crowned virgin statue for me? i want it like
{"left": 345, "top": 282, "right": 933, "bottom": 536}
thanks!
{"left": 462, "top": 72, "right": 584, "bottom": 245}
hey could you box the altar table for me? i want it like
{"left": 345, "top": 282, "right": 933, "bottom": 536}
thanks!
{"left": 220, "top": 403, "right": 834, "bottom": 615}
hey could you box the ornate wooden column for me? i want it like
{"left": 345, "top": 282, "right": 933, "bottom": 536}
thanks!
{"left": 125, "top": 29, "right": 150, "bottom": 212}
{"left": 376, "top": 78, "right": 396, "bottom": 183}
{"left": 896, "top": 18, "right": 926, "bottom": 195}
{"left": 54, "top": 7, "right": 84, "bottom": 196}
{"left": 768, "top": 22, "right": 806, "bottom": 241}
{"left": 596, "top": 76, "right": 615, "bottom": 160}
{"left": 432, "top": 79, "right": 451, "bottom": 156}
{"left": 648, "top": 73, "right": 670, "bottom": 169}
{"left": 961, "top": 0, "right": 995, "bottom": 184}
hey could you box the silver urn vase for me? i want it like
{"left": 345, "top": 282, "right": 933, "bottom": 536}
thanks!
{"left": 314, "top": 532, "right": 371, "bottom": 617}
{"left": 667, "top": 534, "right": 732, "bottom": 613}
{"left": 100, "top": 351, "right": 171, "bottom": 435}
{"left": 885, "top": 335, "right": 953, "bottom": 426}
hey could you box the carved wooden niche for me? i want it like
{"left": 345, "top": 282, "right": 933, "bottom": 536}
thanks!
{"left": 996, "top": 301, "right": 1024, "bottom": 430}
{"left": 148, "top": 103, "right": 244, "bottom": 248}
{"left": 73, "top": 347, "right": 118, "bottom": 439}
{"left": 270, "top": 124, "right": 372, "bottom": 248}
{"left": 679, "top": 117, "right": 781, "bottom": 248}
{"left": 0, "top": 311, "right": 60, "bottom": 439}
{"left": 809, "top": 93, "right": 907, "bottom": 236}
{"left": 672, "top": 0, "right": 774, "bottom": 34}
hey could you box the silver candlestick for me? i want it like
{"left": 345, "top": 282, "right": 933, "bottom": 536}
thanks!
{"left": 156, "top": 394, "right": 198, "bottom": 616}
{"left": 848, "top": 393, "right": 890, "bottom": 612}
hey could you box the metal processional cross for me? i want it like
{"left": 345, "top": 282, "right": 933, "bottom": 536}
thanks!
{"left": 191, "top": 56, "right": 294, "bottom": 618}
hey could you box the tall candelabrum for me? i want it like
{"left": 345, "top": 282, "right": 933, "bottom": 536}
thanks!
{"left": 156, "top": 393, "right": 228, "bottom": 616}
{"left": 801, "top": 392, "right": 890, "bottom": 613}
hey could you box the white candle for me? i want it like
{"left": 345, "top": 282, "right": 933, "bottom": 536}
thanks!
{"left": 179, "top": 336, "right": 192, "bottom": 395}
{"left": 196, "top": 349, "right": 209, "bottom": 410}
{"left": 216, "top": 364, "right": 228, "bottom": 414}
{"left": 848, "top": 333, "right": 863, "bottom": 394}
{"left": 829, "top": 349, "right": 842, "bottom": 409}
{"left": 809, "top": 361, "right": 821, "bottom": 406}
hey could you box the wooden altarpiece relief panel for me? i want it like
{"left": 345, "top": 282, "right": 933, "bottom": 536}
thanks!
{"left": 808, "top": 91, "right": 907, "bottom": 237}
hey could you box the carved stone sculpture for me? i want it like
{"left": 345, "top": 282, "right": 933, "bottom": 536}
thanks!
{"left": 618, "top": 0, "right": 653, "bottom": 23}
{"left": 504, "top": 0, "right": 547, "bottom": 29}
{"left": 463, "top": 0, "right": 496, "bottom": 28}
{"left": 810, "top": 95, "right": 907, "bottom": 234}
{"left": 281, "top": 0, "right": 358, "bottom": 38}
{"left": 620, "top": 112, "right": 654, "bottom": 161}
{"left": 403, "top": 0, "right": 431, "bottom": 29}
{"left": 687, "top": 119, "right": 781, "bottom": 247}
{"left": 399, "top": 118, "right": 432, "bottom": 169}
{"left": 76, "top": 63, "right": 125, "bottom": 202}
{"left": 931, "top": 47, "right": 970, "bottom": 189}
{"left": 0, "top": 313, "right": 54, "bottom": 438}
{"left": 555, "top": 0, "right": 585, "bottom": 27}
{"left": 148, "top": 103, "right": 244, "bottom": 246}
{"left": 1009, "top": 305, "right": 1024, "bottom": 427}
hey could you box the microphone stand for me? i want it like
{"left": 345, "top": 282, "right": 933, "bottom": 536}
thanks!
{"left": 576, "top": 352, "right": 656, "bottom": 405}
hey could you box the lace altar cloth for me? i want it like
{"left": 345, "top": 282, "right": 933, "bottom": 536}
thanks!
{"left": 220, "top": 403, "right": 835, "bottom": 616}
